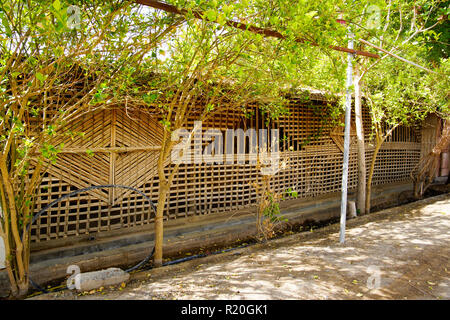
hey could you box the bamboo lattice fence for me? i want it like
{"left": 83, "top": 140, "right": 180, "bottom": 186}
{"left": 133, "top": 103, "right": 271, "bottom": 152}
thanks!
{"left": 29, "top": 95, "right": 422, "bottom": 244}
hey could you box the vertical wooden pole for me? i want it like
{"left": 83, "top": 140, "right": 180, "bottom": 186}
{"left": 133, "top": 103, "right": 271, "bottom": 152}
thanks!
{"left": 340, "top": 32, "right": 354, "bottom": 244}
{"left": 109, "top": 109, "right": 117, "bottom": 205}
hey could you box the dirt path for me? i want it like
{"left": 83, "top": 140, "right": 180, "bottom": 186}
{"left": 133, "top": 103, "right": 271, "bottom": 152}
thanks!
{"left": 35, "top": 194, "right": 450, "bottom": 300}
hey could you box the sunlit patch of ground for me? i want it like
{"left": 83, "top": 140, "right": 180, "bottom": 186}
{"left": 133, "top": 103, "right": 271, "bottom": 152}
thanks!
{"left": 35, "top": 194, "right": 449, "bottom": 300}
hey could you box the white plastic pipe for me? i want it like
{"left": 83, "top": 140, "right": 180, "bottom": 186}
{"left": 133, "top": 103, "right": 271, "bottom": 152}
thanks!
{"left": 340, "top": 32, "right": 354, "bottom": 244}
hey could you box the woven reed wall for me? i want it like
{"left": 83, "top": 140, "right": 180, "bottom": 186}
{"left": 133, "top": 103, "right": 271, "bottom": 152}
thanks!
{"left": 30, "top": 97, "right": 421, "bottom": 243}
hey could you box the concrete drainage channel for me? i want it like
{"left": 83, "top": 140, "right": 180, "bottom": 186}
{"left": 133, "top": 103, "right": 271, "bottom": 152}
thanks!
{"left": 1, "top": 182, "right": 444, "bottom": 299}
{"left": 26, "top": 242, "right": 254, "bottom": 298}
{"left": 1, "top": 202, "right": 337, "bottom": 298}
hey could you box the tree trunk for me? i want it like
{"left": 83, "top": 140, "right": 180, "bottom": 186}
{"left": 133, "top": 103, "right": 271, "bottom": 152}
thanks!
{"left": 365, "top": 136, "right": 382, "bottom": 214}
{"left": 354, "top": 68, "right": 366, "bottom": 215}
{"left": 153, "top": 130, "right": 180, "bottom": 267}
{"left": 0, "top": 157, "right": 32, "bottom": 297}
{"left": 256, "top": 175, "right": 269, "bottom": 238}
{"left": 16, "top": 280, "right": 30, "bottom": 299}
{"left": 154, "top": 181, "right": 169, "bottom": 267}
{"left": 0, "top": 201, "right": 30, "bottom": 298}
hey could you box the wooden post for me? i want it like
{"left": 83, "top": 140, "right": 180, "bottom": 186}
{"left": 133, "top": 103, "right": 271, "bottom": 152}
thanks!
{"left": 109, "top": 109, "right": 117, "bottom": 205}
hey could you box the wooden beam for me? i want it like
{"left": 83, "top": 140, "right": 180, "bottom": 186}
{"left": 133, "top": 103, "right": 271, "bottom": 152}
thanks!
{"left": 54, "top": 146, "right": 162, "bottom": 154}
{"left": 135, "top": 0, "right": 380, "bottom": 59}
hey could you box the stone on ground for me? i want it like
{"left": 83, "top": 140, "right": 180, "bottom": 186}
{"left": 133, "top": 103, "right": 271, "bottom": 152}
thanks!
{"left": 75, "top": 268, "right": 129, "bottom": 292}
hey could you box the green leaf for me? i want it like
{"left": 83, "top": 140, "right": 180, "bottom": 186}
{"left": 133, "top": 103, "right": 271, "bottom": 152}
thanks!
{"left": 306, "top": 11, "right": 318, "bottom": 19}
{"left": 222, "top": 4, "right": 234, "bottom": 17}
{"left": 217, "top": 14, "right": 226, "bottom": 26}
{"left": 0, "top": 12, "right": 12, "bottom": 37}
{"left": 36, "top": 72, "right": 44, "bottom": 81}
{"left": 53, "top": 0, "right": 61, "bottom": 11}
{"left": 36, "top": 72, "right": 46, "bottom": 84}
{"left": 205, "top": 9, "right": 217, "bottom": 22}
{"left": 143, "top": 92, "right": 158, "bottom": 104}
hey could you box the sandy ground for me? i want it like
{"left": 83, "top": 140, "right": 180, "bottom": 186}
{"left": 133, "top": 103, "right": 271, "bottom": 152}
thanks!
{"left": 33, "top": 193, "right": 450, "bottom": 300}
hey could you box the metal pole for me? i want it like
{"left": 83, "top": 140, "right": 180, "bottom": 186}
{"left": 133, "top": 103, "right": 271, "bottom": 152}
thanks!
{"left": 339, "top": 31, "right": 354, "bottom": 244}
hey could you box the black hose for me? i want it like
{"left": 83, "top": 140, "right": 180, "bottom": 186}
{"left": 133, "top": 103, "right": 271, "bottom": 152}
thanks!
{"left": 24, "top": 185, "right": 157, "bottom": 294}
{"left": 27, "top": 184, "right": 156, "bottom": 234}
{"left": 161, "top": 243, "right": 251, "bottom": 267}
{"left": 28, "top": 241, "right": 251, "bottom": 297}
{"left": 24, "top": 184, "right": 251, "bottom": 296}
{"left": 125, "top": 247, "right": 155, "bottom": 273}
{"left": 29, "top": 277, "right": 49, "bottom": 293}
